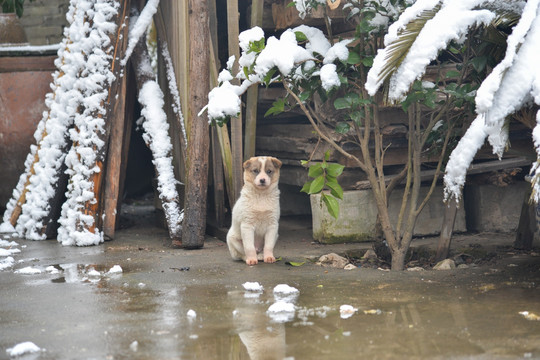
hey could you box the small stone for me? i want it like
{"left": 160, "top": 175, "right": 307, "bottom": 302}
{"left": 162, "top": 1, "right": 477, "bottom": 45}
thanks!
{"left": 362, "top": 249, "right": 378, "bottom": 259}
{"left": 344, "top": 264, "right": 357, "bottom": 270}
{"left": 407, "top": 266, "right": 424, "bottom": 272}
{"left": 433, "top": 259, "right": 456, "bottom": 270}
{"left": 316, "top": 253, "right": 349, "bottom": 268}
{"left": 457, "top": 264, "right": 469, "bottom": 269}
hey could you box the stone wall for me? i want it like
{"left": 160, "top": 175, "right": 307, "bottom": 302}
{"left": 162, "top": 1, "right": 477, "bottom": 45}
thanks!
{"left": 20, "top": 0, "right": 70, "bottom": 45}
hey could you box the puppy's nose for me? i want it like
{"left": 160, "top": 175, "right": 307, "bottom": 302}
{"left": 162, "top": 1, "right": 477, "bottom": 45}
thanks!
{"left": 260, "top": 178, "right": 266, "bottom": 184}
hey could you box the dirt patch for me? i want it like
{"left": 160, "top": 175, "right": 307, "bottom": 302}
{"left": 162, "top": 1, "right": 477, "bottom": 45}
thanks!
{"left": 343, "top": 240, "right": 539, "bottom": 271}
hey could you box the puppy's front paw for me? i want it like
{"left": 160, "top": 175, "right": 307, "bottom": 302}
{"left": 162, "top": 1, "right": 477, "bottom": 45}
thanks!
{"left": 246, "top": 257, "right": 258, "bottom": 265}
{"left": 264, "top": 255, "right": 276, "bottom": 263}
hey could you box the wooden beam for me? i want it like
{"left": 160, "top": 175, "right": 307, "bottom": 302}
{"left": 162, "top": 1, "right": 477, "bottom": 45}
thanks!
{"left": 182, "top": 0, "right": 211, "bottom": 248}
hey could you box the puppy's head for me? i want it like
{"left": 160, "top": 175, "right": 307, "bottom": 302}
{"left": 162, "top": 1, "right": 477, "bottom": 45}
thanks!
{"left": 243, "top": 156, "right": 282, "bottom": 190}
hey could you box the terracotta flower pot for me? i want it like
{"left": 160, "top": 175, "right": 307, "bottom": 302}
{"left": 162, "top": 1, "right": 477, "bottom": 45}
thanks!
{"left": 0, "top": 13, "right": 28, "bottom": 45}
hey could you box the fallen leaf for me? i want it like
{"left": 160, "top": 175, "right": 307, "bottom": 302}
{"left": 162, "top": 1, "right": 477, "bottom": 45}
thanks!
{"left": 286, "top": 261, "right": 306, "bottom": 267}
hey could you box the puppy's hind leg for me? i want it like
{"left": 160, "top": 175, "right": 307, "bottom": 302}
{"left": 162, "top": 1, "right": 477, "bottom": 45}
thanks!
{"left": 227, "top": 230, "right": 245, "bottom": 261}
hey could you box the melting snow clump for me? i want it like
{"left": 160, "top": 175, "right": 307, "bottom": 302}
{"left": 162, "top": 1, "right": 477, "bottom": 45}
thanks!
{"left": 14, "top": 266, "right": 42, "bottom": 275}
{"left": 107, "top": 265, "right": 123, "bottom": 274}
{"left": 6, "top": 341, "right": 42, "bottom": 357}
{"left": 243, "top": 281, "right": 264, "bottom": 291}
{"left": 339, "top": 305, "right": 358, "bottom": 319}
{"left": 187, "top": 309, "right": 197, "bottom": 319}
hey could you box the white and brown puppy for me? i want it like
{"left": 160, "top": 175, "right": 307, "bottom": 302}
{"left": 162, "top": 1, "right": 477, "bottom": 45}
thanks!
{"left": 227, "top": 156, "right": 282, "bottom": 265}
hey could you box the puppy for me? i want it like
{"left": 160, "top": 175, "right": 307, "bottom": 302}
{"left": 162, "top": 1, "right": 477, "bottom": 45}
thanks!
{"left": 227, "top": 156, "right": 282, "bottom": 265}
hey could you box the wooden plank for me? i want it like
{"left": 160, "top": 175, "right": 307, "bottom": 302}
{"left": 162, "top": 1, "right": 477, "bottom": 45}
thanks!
{"left": 101, "top": 0, "right": 132, "bottom": 239}
{"left": 0, "top": 55, "right": 55, "bottom": 72}
{"left": 182, "top": 0, "right": 211, "bottom": 249}
{"left": 208, "top": 0, "right": 226, "bottom": 227}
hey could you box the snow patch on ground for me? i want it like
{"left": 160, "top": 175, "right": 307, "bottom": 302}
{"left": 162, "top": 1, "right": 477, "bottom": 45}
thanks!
{"left": 6, "top": 341, "right": 42, "bottom": 357}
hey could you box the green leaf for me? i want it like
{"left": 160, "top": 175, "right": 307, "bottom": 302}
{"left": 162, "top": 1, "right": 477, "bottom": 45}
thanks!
{"left": 308, "top": 163, "right": 323, "bottom": 178}
{"left": 322, "top": 193, "right": 340, "bottom": 219}
{"left": 286, "top": 1, "right": 296, "bottom": 8}
{"left": 347, "top": 51, "right": 361, "bottom": 65}
{"left": 326, "top": 180, "right": 344, "bottom": 200}
{"left": 360, "top": 56, "right": 374, "bottom": 67}
{"left": 262, "top": 68, "right": 277, "bottom": 86}
{"left": 335, "top": 122, "right": 350, "bottom": 134}
{"left": 334, "top": 97, "right": 352, "bottom": 110}
{"left": 324, "top": 150, "right": 331, "bottom": 162}
{"left": 471, "top": 56, "right": 487, "bottom": 73}
{"left": 326, "top": 163, "right": 345, "bottom": 177}
{"left": 295, "top": 31, "right": 308, "bottom": 42}
{"left": 286, "top": 261, "right": 306, "bottom": 266}
{"left": 264, "top": 98, "right": 286, "bottom": 117}
{"left": 309, "top": 175, "right": 325, "bottom": 194}
{"left": 300, "top": 181, "right": 312, "bottom": 194}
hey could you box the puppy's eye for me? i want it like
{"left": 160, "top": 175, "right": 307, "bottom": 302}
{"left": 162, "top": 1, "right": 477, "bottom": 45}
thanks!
{"left": 266, "top": 169, "right": 272, "bottom": 175}
{"left": 253, "top": 169, "right": 260, "bottom": 174}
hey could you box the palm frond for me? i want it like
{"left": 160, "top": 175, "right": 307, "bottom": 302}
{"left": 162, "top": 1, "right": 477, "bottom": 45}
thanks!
{"left": 377, "top": 3, "right": 443, "bottom": 85}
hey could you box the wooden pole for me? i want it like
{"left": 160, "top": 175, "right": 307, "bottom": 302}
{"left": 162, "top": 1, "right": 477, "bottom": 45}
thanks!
{"left": 244, "top": 0, "right": 264, "bottom": 160}
{"left": 227, "top": 0, "right": 243, "bottom": 204}
{"left": 182, "top": 0, "right": 210, "bottom": 248}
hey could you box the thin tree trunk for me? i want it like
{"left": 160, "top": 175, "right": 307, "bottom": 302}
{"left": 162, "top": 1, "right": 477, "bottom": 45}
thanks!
{"left": 182, "top": 0, "right": 210, "bottom": 248}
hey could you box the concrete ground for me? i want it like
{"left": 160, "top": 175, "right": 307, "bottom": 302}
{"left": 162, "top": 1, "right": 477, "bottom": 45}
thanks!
{"left": 1, "top": 207, "right": 540, "bottom": 359}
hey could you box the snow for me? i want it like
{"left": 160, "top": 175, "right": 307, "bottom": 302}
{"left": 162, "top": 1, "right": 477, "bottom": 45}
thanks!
{"left": 45, "top": 266, "right": 61, "bottom": 274}
{"left": 14, "top": 266, "right": 42, "bottom": 275}
{"left": 138, "top": 81, "right": 183, "bottom": 235}
{"left": 0, "top": 239, "right": 18, "bottom": 247}
{"left": 273, "top": 284, "right": 299, "bottom": 295}
{"left": 255, "top": 29, "right": 313, "bottom": 77}
{"left": 204, "top": 23, "right": 348, "bottom": 122}
{"left": 0, "top": 257, "right": 15, "bottom": 271}
{"left": 243, "top": 281, "right": 264, "bottom": 291}
{"left": 207, "top": 82, "right": 243, "bottom": 120}
{"left": 366, "top": 0, "right": 495, "bottom": 99}
{"left": 161, "top": 43, "right": 187, "bottom": 149}
{"left": 0, "top": 44, "right": 61, "bottom": 53}
{"left": 187, "top": 309, "right": 197, "bottom": 319}
{"left": 123, "top": 0, "right": 160, "bottom": 65}
{"left": 339, "top": 304, "right": 358, "bottom": 319}
{"left": 323, "top": 39, "right": 352, "bottom": 64}
{"left": 320, "top": 64, "right": 341, "bottom": 91}
{"left": 0, "top": 222, "right": 16, "bottom": 233}
{"left": 107, "top": 265, "right": 123, "bottom": 274}
{"left": 6, "top": 342, "right": 42, "bottom": 357}
{"left": 0, "top": 248, "right": 21, "bottom": 256}
{"left": 239, "top": 26, "right": 265, "bottom": 52}
{"left": 87, "top": 268, "right": 101, "bottom": 277}
{"left": 443, "top": 115, "right": 487, "bottom": 200}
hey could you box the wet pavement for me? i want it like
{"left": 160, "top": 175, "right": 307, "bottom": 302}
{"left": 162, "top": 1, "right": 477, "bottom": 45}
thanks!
{"left": 1, "top": 209, "right": 540, "bottom": 359}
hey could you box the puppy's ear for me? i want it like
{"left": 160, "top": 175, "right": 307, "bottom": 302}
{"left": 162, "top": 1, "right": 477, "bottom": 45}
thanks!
{"left": 243, "top": 158, "right": 253, "bottom": 170}
{"left": 271, "top": 157, "right": 282, "bottom": 169}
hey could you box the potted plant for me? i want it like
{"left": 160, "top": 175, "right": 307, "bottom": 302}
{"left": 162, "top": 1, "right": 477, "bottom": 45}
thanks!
{"left": 0, "top": 0, "right": 35, "bottom": 45}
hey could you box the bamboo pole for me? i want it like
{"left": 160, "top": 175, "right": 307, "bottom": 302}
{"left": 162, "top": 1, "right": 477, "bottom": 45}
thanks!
{"left": 244, "top": 0, "right": 264, "bottom": 160}
{"left": 227, "top": 0, "right": 243, "bottom": 204}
